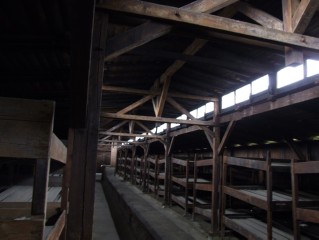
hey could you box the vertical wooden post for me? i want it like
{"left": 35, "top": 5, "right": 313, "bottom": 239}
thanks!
{"left": 211, "top": 99, "right": 221, "bottom": 233}
{"left": 63, "top": 8, "right": 108, "bottom": 240}
{"left": 164, "top": 123, "right": 171, "bottom": 206}
{"left": 266, "top": 151, "right": 273, "bottom": 240}
{"left": 110, "top": 141, "right": 118, "bottom": 167}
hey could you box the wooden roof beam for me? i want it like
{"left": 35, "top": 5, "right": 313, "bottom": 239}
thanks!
{"left": 101, "top": 132, "right": 164, "bottom": 139}
{"left": 102, "top": 85, "right": 217, "bottom": 102}
{"left": 104, "top": 0, "right": 238, "bottom": 61}
{"left": 99, "top": 0, "right": 319, "bottom": 51}
{"left": 292, "top": 0, "right": 319, "bottom": 34}
{"left": 101, "top": 112, "right": 214, "bottom": 126}
{"left": 238, "top": 2, "right": 283, "bottom": 30}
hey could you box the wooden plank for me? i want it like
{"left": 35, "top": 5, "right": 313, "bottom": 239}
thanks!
{"left": 172, "top": 157, "right": 188, "bottom": 166}
{"left": 117, "top": 95, "right": 153, "bottom": 115}
{"left": 292, "top": 0, "right": 319, "bottom": 34}
{"left": 104, "top": 0, "right": 238, "bottom": 60}
{"left": 194, "top": 183, "right": 212, "bottom": 191}
{"left": 196, "top": 159, "right": 213, "bottom": 167}
{"left": 293, "top": 161, "right": 319, "bottom": 174}
{"left": 296, "top": 208, "right": 319, "bottom": 223}
{"left": 218, "top": 120, "right": 236, "bottom": 155}
{"left": 238, "top": 2, "right": 283, "bottom": 30}
{"left": 220, "top": 85, "right": 319, "bottom": 123}
{"left": 103, "top": 132, "right": 164, "bottom": 139}
{"left": 101, "top": 112, "right": 214, "bottom": 126}
{"left": 99, "top": 0, "right": 319, "bottom": 51}
{"left": 50, "top": 133, "right": 67, "bottom": 164}
{"left": 0, "top": 219, "right": 44, "bottom": 240}
{"left": 169, "top": 125, "right": 202, "bottom": 137}
{"left": 32, "top": 158, "right": 50, "bottom": 217}
{"left": 226, "top": 156, "right": 267, "bottom": 170}
{"left": 46, "top": 210, "right": 66, "bottom": 240}
{"left": 0, "top": 97, "right": 55, "bottom": 122}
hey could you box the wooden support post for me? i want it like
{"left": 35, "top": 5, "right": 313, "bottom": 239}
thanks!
{"left": 211, "top": 100, "right": 221, "bottom": 234}
{"left": 164, "top": 123, "right": 172, "bottom": 206}
{"left": 32, "top": 159, "right": 50, "bottom": 217}
{"left": 63, "top": 9, "right": 108, "bottom": 240}
{"left": 266, "top": 151, "right": 273, "bottom": 240}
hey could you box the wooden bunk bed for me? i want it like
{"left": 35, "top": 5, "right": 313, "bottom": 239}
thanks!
{"left": 146, "top": 155, "right": 165, "bottom": 197}
{"left": 171, "top": 156, "right": 193, "bottom": 215}
{"left": 292, "top": 160, "right": 319, "bottom": 239}
{"left": 221, "top": 154, "right": 313, "bottom": 239}
{"left": 192, "top": 155, "right": 213, "bottom": 220}
{"left": 0, "top": 97, "right": 67, "bottom": 239}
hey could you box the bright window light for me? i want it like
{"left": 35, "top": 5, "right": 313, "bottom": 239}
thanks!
{"left": 252, "top": 75, "right": 269, "bottom": 95}
{"left": 306, "top": 59, "right": 319, "bottom": 77}
{"left": 151, "top": 128, "right": 156, "bottom": 134}
{"left": 197, "top": 105, "right": 206, "bottom": 118}
{"left": 157, "top": 123, "right": 167, "bottom": 133}
{"left": 128, "top": 139, "right": 133, "bottom": 142}
{"left": 171, "top": 123, "right": 180, "bottom": 128}
{"left": 277, "top": 64, "right": 304, "bottom": 89}
{"left": 235, "top": 84, "right": 251, "bottom": 104}
{"left": 190, "top": 109, "right": 197, "bottom": 118}
{"left": 222, "top": 92, "right": 235, "bottom": 109}
{"left": 205, "top": 102, "right": 214, "bottom": 113}
{"left": 177, "top": 114, "right": 187, "bottom": 120}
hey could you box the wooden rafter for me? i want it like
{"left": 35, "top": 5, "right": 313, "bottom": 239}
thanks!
{"left": 104, "top": 0, "right": 238, "bottom": 61}
{"left": 102, "top": 132, "right": 164, "bottom": 139}
{"left": 101, "top": 112, "right": 214, "bottom": 126}
{"left": 103, "top": 120, "right": 129, "bottom": 133}
{"left": 135, "top": 121, "right": 153, "bottom": 135}
{"left": 155, "top": 39, "right": 207, "bottom": 117}
{"left": 117, "top": 95, "right": 153, "bottom": 114}
{"left": 238, "top": 2, "right": 283, "bottom": 30}
{"left": 102, "top": 85, "right": 217, "bottom": 102}
{"left": 218, "top": 120, "right": 236, "bottom": 155}
{"left": 166, "top": 97, "right": 214, "bottom": 147}
{"left": 292, "top": 0, "right": 319, "bottom": 34}
{"left": 99, "top": 0, "right": 319, "bottom": 51}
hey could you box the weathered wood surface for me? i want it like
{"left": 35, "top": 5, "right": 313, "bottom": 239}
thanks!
{"left": 99, "top": 0, "right": 319, "bottom": 50}
{"left": 101, "top": 112, "right": 214, "bottom": 126}
{"left": 293, "top": 160, "right": 319, "bottom": 174}
{"left": 223, "top": 216, "right": 294, "bottom": 240}
{"left": 46, "top": 210, "right": 66, "bottom": 240}
{"left": 104, "top": 0, "right": 238, "bottom": 60}
{"left": 0, "top": 97, "right": 54, "bottom": 159}
{"left": 50, "top": 133, "right": 67, "bottom": 164}
{"left": 0, "top": 218, "right": 44, "bottom": 240}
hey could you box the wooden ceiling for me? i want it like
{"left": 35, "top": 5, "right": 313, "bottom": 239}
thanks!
{"left": 1, "top": 0, "right": 319, "bottom": 149}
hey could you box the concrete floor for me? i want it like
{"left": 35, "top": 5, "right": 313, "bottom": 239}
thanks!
{"left": 92, "top": 182, "right": 120, "bottom": 240}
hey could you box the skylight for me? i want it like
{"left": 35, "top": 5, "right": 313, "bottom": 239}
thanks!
{"left": 197, "top": 105, "right": 206, "bottom": 118}
{"left": 252, "top": 75, "right": 269, "bottom": 95}
{"left": 222, "top": 92, "right": 235, "bottom": 109}
{"left": 306, "top": 59, "right": 319, "bottom": 77}
{"left": 235, "top": 84, "right": 251, "bottom": 104}
{"left": 277, "top": 64, "right": 304, "bottom": 89}
{"left": 205, "top": 102, "right": 214, "bottom": 113}
{"left": 190, "top": 109, "right": 197, "bottom": 118}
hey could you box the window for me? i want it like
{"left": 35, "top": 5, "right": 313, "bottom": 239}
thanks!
{"left": 190, "top": 109, "right": 197, "bottom": 118}
{"left": 197, "top": 105, "right": 206, "bottom": 118}
{"left": 277, "top": 64, "right": 304, "bottom": 88}
{"left": 222, "top": 92, "right": 235, "bottom": 109}
{"left": 235, "top": 84, "right": 251, "bottom": 104}
{"left": 252, "top": 75, "right": 269, "bottom": 95}
{"left": 306, "top": 59, "right": 319, "bottom": 77}
{"left": 205, "top": 102, "right": 214, "bottom": 113}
